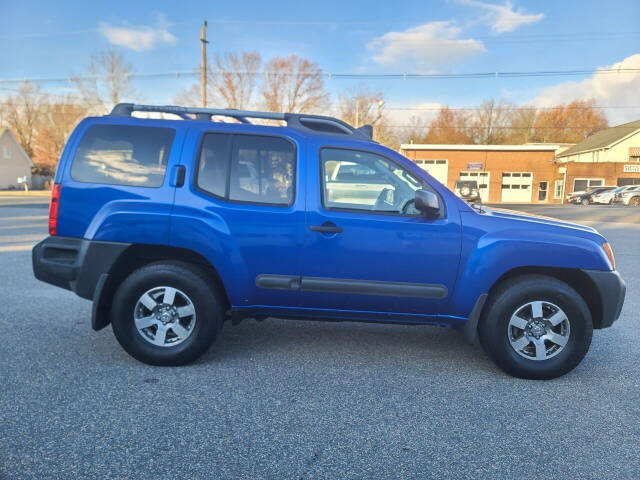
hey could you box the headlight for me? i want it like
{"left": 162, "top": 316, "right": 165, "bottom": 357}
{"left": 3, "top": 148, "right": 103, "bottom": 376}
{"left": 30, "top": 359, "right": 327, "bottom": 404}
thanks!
{"left": 603, "top": 242, "right": 615, "bottom": 270}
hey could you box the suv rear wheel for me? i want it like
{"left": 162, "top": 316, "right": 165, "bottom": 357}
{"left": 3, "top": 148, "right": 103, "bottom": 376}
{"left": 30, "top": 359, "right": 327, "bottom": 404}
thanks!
{"left": 478, "top": 275, "right": 592, "bottom": 380}
{"left": 111, "top": 261, "right": 224, "bottom": 366}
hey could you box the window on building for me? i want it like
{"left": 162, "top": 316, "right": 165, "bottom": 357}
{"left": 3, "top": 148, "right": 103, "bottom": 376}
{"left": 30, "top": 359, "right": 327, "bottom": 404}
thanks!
{"left": 629, "top": 147, "right": 640, "bottom": 162}
{"left": 617, "top": 178, "right": 640, "bottom": 186}
{"left": 71, "top": 125, "right": 175, "bottom": 187}
{"left": 573, "top": 178, "right": 603, "bottom": 192}
{"left": 554, "top": 180, "right": 564, "bottom": 199}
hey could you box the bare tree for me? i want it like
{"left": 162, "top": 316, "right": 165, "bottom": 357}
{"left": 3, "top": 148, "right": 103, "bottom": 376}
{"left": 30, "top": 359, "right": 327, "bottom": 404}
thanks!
{"left": 73, "top": 48, "right": 135, "bottom": 113}
{"left": 212, "top": 52, "right": 261, "bottom": 109}
{"left": 424, "top": 107, "right": 474, "bottom": 144}
{"left": 531, "top": 99, "right": 607, "bottom": 143}
{"left": 337, "top": 87, "right": 385, "bottom": 127}
{"left": 261, "top": 55, "right": 329, "bottom": 113}
{"left": 32, "top": 98, "right": 88, "bottom": 175}
{"left": 471, "top": 99, "right": 513, "bottom": 144}
{"left": 505, "top": 106, "right": 538, "bottom": 144}
{"left": 336, "top": 87, "right": 397, "bottom": 147}
{"left": 4, "top": 81, "right": 45, "bottom": 157}
{"left": 175, "top": 52, "right": 262, "bottom": 109}
{"left": 397, "top": 116, "right": 430, "bottom": 145}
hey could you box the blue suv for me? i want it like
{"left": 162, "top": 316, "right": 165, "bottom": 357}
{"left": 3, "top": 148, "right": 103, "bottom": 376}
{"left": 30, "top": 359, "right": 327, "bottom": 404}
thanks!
{"left": 32, "top": 104, "right": 626, "bottom": 379}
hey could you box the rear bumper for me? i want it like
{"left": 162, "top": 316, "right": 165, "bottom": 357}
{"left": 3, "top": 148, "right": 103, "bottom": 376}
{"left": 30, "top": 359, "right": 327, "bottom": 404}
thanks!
{"left": 582, "top": 269, "right": 626, "bottom": 328}
{"left": 32, "top": 236, "right": 130, "bottom": 300}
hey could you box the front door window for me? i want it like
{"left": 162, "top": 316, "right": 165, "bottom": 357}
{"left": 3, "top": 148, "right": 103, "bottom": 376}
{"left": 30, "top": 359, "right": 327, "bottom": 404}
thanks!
{"left": 321, "top": 148, "right": 423, "bottom": 215}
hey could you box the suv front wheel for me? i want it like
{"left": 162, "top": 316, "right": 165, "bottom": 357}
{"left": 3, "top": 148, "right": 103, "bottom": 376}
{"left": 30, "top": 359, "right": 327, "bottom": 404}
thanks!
{"left": 111, "top": 261, "right": 224, "bottom": 366}
{"left": 478, "top": 275, "right": 592, "bottom": 379}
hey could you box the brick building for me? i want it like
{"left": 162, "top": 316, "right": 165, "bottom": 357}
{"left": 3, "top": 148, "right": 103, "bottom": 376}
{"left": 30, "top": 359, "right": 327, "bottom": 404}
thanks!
{"left": 400, "top": 120, "right": 640, "bottom": 204}
{"left": 400, "top": 143, "right": 569, "bottom": 204}
{"left": 556, "top": 120, "right": 640, "bottom": 193}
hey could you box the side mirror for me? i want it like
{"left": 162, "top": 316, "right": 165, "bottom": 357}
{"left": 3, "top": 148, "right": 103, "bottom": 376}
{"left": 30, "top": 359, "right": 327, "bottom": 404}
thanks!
{"left": 414, "top": 189, "right": 440, "bottom": 217}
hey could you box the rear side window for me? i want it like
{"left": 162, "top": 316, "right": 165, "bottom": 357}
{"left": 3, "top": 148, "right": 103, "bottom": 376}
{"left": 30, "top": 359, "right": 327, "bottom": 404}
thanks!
{"left": 71, "top": 125, "right": 175, "bottom": 187}
{"left": 197, "top": 133, "right": 232, "bottom": 197}
{"left": 196, "top": 133, "right": 295, "bottom": 206}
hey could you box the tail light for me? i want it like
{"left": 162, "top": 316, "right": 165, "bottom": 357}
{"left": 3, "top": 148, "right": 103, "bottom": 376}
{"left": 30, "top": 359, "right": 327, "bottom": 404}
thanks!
{"left": 48, "top": 183, "right": 61, "bottom": 236}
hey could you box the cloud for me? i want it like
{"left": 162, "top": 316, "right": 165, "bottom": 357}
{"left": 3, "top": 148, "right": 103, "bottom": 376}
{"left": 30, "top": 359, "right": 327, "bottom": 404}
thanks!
{"left": 368, "top": 21, "right": 485, "bottom": 70}
{"left": 99, "top": 18, "right": 176, "bottom": 51}
{"left": 532, "top": 54, "right": 640, "bottom": 125}
{"left": 461, "top": 0, "right": 544, "bottom": 33}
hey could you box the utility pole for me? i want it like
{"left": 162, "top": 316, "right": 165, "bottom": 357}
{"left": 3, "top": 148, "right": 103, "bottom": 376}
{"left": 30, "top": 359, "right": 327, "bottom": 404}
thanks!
{"left": 200, "top": 21, "right": 209, "bottom": 107}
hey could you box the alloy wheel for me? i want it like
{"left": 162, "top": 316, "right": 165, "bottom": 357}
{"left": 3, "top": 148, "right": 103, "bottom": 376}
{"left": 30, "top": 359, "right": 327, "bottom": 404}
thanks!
{"left": 133, "top": 286, "right": 196, "bottom": 347}
{"left": 507, "top": 300, "right": 570, "bottom": 360}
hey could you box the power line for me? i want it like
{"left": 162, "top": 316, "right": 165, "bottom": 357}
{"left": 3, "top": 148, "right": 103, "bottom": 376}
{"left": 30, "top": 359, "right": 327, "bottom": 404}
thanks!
{"left": 386, "top": 105, "right": 640, "bottom": 111}
{"left": 1, "top": 67, "right": 639, "bottom": 85}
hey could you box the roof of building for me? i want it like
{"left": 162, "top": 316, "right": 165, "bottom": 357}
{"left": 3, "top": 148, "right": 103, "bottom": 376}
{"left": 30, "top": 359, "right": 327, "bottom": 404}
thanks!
{"left": 399, "top": 143, "right": 561, "bottom": 152}
{"left": 556, "top": 120, "right": 640, "bottom": 158}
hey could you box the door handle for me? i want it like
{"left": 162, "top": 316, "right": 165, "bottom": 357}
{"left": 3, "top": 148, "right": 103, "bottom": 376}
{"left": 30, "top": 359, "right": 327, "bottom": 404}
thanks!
{"left": 310, "top": 224, "right": 343, "bottom": 234}
{"left": 171, "top": 165, "right": 186, "bottom": 187}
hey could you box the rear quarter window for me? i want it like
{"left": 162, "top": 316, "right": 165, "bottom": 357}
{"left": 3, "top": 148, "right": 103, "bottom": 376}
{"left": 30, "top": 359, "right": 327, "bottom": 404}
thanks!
{"left": 71, "top": 124, "right": 175, "bottom": 187}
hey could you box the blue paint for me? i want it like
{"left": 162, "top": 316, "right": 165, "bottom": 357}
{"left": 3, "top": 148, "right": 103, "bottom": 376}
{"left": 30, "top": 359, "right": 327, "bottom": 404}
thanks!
{"left": 52, "top": 114, "right": 613, "bottom": 326}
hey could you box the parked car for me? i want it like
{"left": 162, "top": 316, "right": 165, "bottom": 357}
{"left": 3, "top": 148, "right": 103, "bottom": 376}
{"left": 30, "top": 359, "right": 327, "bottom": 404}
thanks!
{"left": 324, "top": 160, "right": 394, "bottom": 207}
{"left": 454, "top": 180, "right": 481, "bottom": 204}
{"left": 569, "top": 186, "right": 616, "bottom": 205}
{"left": 32, "top": 103, "right": 625, "bottom": 380}
{"left": 613, "top": 185, "right": 640, "bottom": 206}
{"left": 592, "top": 185, "right": 633, "bottom": 205}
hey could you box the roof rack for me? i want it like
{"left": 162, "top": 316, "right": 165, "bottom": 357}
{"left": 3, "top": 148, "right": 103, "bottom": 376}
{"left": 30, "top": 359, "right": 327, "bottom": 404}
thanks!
{"left": 109, "top": 103, "right": 373, "bottom": 140}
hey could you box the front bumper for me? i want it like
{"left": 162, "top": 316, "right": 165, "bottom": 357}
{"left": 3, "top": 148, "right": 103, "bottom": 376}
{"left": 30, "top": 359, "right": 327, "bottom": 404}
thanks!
{"left": 583, "top": 269, "right": 626, "bottom": 328}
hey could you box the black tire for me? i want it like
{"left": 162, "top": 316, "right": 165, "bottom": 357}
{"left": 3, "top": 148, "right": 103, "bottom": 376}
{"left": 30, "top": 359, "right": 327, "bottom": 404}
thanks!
{"left": 629, "top": 197, "right": 640, "bottom": 207}
{"left": 581, "top": 198, "right": 590, "bottom": 206}
{"left": 478, "top": 275, "right": 592, "bottom": 380}
{"left": 111, "top": 261, "right": 225, "bottom": 366}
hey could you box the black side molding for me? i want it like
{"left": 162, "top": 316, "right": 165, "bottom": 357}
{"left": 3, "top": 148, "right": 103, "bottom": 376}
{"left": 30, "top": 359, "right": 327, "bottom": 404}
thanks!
{"left": 255, "top": 274, "right": 301, "bottom": 290}
{"left": 256, "top": 274, "right": 447, "bottom": 299}
{"left": 301, "top": 277, "right": 448, "bottom": 299}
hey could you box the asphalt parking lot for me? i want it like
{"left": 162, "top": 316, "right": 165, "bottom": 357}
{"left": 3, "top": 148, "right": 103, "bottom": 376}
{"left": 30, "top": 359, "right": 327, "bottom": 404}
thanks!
{"left": 1, "top": 197, "right": 639, "bottom": 480}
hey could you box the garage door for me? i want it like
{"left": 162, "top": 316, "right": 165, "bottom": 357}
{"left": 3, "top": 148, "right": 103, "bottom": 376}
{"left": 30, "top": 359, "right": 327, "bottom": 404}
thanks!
{"left": 501, "top": 172, "right": 533, "bottom": 203}
{"left": 414, "top": 159, "right": 448, "bottom": 185}
{"left": 459, "top": 171, "right": 490, "bottom": 202}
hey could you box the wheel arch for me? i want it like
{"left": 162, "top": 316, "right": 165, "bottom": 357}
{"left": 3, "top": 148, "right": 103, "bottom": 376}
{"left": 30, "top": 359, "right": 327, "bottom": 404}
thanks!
{"left": 93, "top": 244, "right": 230, "bottom": 331}
{"left": 482, "top": 266, "right": 603, "bottom": 329}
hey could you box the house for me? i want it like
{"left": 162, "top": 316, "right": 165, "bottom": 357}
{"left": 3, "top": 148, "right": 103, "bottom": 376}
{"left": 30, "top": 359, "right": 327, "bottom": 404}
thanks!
{"left": 399, "top": 143, "right": 571, "bottom": 204}
{"left": 556, "top": 120, "right": 640, "bottom": 193}
{"left": 0, "top": 128, "right": 32, "bottom": 189}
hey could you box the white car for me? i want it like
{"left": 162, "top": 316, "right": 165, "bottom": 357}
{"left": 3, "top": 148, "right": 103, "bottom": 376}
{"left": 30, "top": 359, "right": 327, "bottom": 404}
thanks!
{"left": 614, "top": 185, "right": 640, "bottom": 206}
{"left": 592, "top": 185, "right": 633, "bottom": 204}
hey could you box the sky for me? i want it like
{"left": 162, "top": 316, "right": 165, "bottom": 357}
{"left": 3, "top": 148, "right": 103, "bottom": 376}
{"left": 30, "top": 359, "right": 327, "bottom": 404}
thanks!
{"left": 1, "top": 0, "right": 640, "bottom": 124}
